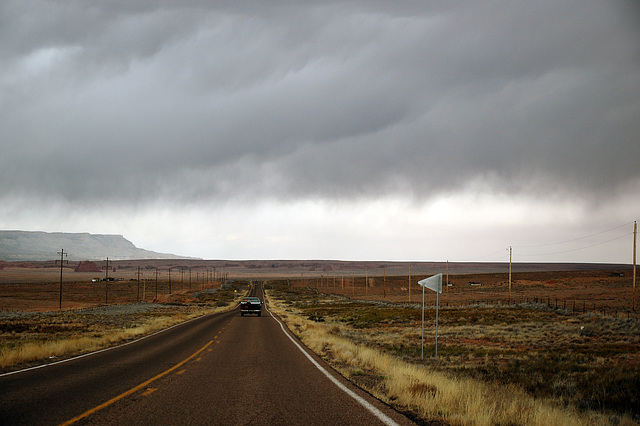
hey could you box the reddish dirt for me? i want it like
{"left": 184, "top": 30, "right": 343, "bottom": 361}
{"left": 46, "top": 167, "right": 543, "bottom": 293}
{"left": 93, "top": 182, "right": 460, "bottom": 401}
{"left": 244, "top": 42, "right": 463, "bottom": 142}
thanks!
{"left": 0, "top": 265, "right": 217, "bottom": 311}
{"left": 0, "top": 260, "right": 636, "bottom": 314}
{"left": 290, "top": 269, "right": 638, "bottom": 315}
{"left": 74, "top": 261, "right": 101, "bottom": 273}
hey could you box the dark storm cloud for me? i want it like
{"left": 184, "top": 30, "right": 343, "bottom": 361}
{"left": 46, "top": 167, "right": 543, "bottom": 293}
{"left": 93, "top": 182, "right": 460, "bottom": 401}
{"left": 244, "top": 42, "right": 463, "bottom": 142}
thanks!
{"left": 1, "top": 1, "right": 639, "bottom": 204}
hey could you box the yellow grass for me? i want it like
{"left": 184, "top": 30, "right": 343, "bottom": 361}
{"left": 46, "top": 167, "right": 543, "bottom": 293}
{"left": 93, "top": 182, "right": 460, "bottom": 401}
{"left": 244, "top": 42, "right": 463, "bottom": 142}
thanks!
{"left": 266, "top": 291, "right": 636, "bottom": 425}
{"left": 0, "top": 303, "right": 240, "bottom": 370}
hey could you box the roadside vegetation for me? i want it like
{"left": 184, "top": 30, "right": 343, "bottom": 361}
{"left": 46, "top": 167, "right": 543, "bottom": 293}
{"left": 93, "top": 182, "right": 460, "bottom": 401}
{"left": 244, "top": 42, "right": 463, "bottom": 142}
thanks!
{"left": 266, "top": 283, "right": 639, "bottom": 425}
{"left": 0, "top": 282, "right": 247, "bottom": 372}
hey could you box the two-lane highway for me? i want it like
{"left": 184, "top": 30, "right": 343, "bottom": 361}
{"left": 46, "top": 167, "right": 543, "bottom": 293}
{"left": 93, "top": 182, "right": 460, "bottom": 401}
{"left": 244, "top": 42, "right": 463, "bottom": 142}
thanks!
{"left": 1, "top": 283, "right": 413, "bottom": 425}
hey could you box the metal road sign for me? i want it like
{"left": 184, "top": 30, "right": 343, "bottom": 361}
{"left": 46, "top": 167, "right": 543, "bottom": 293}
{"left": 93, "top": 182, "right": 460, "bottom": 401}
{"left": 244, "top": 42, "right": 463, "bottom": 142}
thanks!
{"left": 418, "top": 273, "right": 442, "bottom": 294}
{"left": 419, "top": 273, "right": 443, "bottom": 360}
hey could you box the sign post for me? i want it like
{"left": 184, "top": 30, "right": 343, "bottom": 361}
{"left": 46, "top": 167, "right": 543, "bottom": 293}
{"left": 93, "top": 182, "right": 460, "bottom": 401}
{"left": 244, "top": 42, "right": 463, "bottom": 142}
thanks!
{"left": 418, "top": 273, "right": 442, "bottom": 361}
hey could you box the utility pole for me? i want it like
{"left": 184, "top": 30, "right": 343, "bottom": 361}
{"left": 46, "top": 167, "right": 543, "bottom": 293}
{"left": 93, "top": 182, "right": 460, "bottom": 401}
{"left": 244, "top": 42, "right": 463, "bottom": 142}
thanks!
{"left": 168, "top": 267, "right": 172, "bottom": 294}
{"left": 446, "top": 260, "right": 449, "bottom": 306}
{"left": 383, "top": 267, "right": 386, "bottom": 298}
{"left": 104, "top": 257, "right": 110, "bottom": 305}
{"left": 408, "top": 266, "right": 411, "bottom": 303}
{"left": 136, "top": 266, "right": 142, "bottom": 303}
{"left": 155, "top": 267, "right": 159, "bottom": 300}
{"left": 509, "top": 247, "right": 512, "bottom": 304}
{"left": 57, "top": 249, "right": 67, "bottom": 310}
{"left": 633, "top": 221, "right": 637, "bottom": 311}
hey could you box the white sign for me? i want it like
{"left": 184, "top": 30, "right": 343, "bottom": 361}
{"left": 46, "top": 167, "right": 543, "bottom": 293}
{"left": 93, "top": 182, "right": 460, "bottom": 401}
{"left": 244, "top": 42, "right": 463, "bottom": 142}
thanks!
{"left": 418, "top": 273, "right": 442, "bottom": 294}
{"left": 418, "top": 273, "right": 443, "bottom": 360}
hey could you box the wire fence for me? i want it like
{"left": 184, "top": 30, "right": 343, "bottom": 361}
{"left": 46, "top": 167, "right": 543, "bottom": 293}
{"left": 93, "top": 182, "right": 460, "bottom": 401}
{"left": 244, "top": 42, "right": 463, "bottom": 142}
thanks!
{"left": 289, "top": 271, "right": 640, "bottom": 322}
{"left": 0, "top": 278, "right": 226, "bottom": 312}
{"left": 439, "top": 297, "right": 640, "bottom": 321}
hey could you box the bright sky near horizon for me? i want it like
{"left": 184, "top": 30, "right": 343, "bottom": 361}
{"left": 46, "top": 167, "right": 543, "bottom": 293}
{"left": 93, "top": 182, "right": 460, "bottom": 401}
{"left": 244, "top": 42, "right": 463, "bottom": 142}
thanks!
{"left": 1, "top": 1, "right": 639, "bottom": 263}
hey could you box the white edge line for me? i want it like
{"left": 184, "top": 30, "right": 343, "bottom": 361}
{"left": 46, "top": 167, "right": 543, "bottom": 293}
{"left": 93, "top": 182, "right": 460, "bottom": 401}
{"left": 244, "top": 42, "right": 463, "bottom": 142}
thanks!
{"left": 264, "top": 301, "right": 399, "bottom": 426}
{"left": 0, "top": 310, "right": 219, "bottom": 378}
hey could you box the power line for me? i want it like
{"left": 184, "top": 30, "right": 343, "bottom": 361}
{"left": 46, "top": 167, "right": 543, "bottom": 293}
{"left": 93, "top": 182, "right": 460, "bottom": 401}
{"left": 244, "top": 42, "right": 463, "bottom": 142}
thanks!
{"left": 448, "top": 221, "right": 634, "bottom": 263}
{"left": 513, "top": 222, "right": 633, "bottom": 249}
{"left": 515, "top": 232, "right": 631, "bottom": 258}
{"left": 453, "top": 247, "right": 510, "bottom": 263}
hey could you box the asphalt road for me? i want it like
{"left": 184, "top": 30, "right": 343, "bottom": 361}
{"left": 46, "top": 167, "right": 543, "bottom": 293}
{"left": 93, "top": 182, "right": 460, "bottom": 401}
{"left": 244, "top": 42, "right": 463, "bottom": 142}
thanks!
{"left": 1, "top": 284, "right": 414, "bottom": 425}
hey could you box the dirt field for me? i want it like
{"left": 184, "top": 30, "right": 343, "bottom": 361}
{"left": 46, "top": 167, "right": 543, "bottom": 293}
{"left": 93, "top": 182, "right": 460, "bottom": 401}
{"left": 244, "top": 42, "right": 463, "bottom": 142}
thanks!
{"left": 0, "top": 261, "right": 636, "bottom": 314}
{"left": 288, "top": 269, "right": 638, "bottom": 316}
{"left": 268, "top": 285, "right": 640, "bottom": 423}
{"left": 0, "top": 264, "right": 223, "bottom": 311}
{"left": 1, "top": 262, "right": 638, "bottom": 422}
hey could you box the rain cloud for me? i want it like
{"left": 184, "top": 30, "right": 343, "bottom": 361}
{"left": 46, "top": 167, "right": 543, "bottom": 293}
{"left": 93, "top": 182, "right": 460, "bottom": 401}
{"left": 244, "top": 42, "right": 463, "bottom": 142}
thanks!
{"left": 1, "top": 1, "right": 639, "bottom": 261}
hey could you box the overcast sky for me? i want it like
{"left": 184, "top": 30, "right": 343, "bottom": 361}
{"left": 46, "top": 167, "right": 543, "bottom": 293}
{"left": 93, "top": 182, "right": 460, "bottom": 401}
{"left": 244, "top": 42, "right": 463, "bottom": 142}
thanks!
{"left": 1, "top": 1, "right": 639, "bottom": 263}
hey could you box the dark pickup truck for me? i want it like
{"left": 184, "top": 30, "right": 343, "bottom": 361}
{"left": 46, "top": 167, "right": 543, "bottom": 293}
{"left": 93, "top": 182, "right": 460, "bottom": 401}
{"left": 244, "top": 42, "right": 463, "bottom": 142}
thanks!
{"left": 240, "top": 297, "right": 262, "bottom": 316}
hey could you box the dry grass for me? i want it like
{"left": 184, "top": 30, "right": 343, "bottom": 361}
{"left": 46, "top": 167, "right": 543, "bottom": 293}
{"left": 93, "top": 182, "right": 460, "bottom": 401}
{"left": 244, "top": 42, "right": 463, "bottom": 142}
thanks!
{"left": 2, "top": 323, "right": 152, "bottom": 368}
{"left": 266, "top": 286, "right": 639, "bottom": 425}
{"left": 0, "top": 285, "right": 246, "bottom": 371}
{"left": 2, "top": 311, "right": 198, "bottom": 369}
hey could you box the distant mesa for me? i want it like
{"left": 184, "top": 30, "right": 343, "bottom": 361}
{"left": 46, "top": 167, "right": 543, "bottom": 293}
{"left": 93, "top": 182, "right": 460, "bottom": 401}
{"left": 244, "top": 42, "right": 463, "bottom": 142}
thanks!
{"left": 0, "top": 230, "right": 198, "bottom": 261}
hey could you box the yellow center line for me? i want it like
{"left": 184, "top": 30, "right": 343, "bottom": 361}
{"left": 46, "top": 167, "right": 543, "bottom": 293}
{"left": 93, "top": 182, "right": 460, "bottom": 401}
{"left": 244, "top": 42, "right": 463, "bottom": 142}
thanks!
{"left": 59, "top": 340, "right": 213, "bottom": 426}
